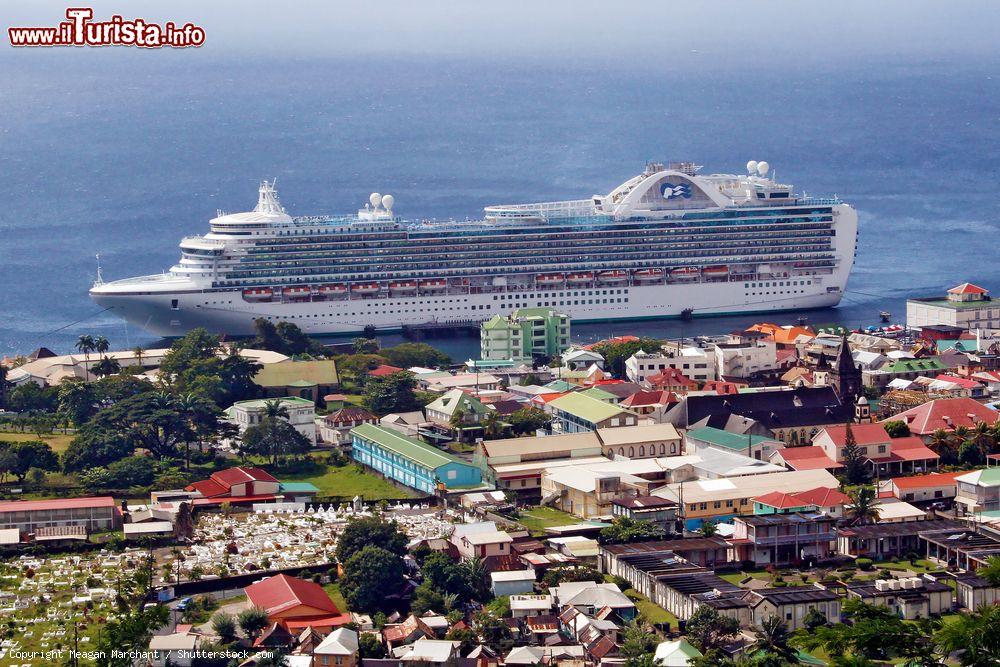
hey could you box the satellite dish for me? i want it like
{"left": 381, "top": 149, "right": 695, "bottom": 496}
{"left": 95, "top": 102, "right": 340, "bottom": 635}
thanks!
{"left": 369, "top": 192, "right": 382, "bottom": 208}
{"left": 757, "top": 161, "right": 770, "bottom": 177}
{"left": 381, "top": 194, "right": 394, "bottom": 211}
{"left": 746, "top": 160, "right": 758, "bottom": 175}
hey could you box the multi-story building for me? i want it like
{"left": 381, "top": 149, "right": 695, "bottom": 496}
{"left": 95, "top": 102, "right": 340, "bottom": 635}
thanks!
{"left": 730, "top": 512, "right": 837, "bottom": 566}
{"left": 954, "top": 468, "right": 1000, "bottom": 515}
{"left": 227, "top": 396, "right": 317, "bottom": 444}
{"left": 0, "top": 497, "right": 120, "bottom": 535}
{"left": 713, "top": 338, "right": 780, "bottom": 380}
{"left": 812, "top": 423, "right": 939, "bottom": 477}
{"left": 320, "top": 406, "right": 377, "bottom": 444}
{"left": 480, "top": 308, "right": 570, "bottom": 362}
{"left": 651, "top": 468, "right": 840, "bottom": 530}
{"left": 350, "top": 423, "right": 482, "bottom": 493}
{"left": 907, "top": 283, "right": 999, "bottom": 331}
{"left": 548, "top": 393, "right": 640, "bottom": 433}
{"left": 626, "top": 346, "right": 716, "bottom": 384}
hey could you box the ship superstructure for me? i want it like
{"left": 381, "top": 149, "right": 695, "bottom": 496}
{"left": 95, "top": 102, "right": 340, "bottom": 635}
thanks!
{"left": 90, "top": 161, "right": 858, "bottom": 336}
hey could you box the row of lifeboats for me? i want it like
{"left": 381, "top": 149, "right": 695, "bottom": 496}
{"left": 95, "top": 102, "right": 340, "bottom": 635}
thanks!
{"left": 534, "top": 265, "right": 730, "bottom": 285}
{"left": 242, "top": 265, "right": 735, "bottom": 301}
{"left": 243, "top": 278, "right": 452, "bottom": 301}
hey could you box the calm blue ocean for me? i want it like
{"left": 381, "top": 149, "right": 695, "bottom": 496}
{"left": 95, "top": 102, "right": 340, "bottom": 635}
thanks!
{"left": 1, "top": 40, "right": 998, "bottom": 361}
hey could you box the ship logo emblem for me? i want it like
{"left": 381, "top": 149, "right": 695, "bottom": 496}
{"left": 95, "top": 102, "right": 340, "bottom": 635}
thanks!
{"left": 661, "top": 182, "right": 692, "bottom": 200}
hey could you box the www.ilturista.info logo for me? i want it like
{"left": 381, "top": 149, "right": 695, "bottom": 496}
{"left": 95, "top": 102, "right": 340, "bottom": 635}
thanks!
{"left": 8, "top": 8, "right": 205, "bottom": 48}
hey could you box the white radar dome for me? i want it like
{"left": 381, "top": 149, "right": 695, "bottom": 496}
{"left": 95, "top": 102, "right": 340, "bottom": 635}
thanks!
{"left": 746, "top": 160, "right": 758, "bottom": 175}
{"left": 757, "top": 161, "right": 770, "bottom": 177}
{"left": 369, "top": 192, "right": 382, "bottom": 208}
{"left": 382, "top": 194, "right": 394, "bottom": 210}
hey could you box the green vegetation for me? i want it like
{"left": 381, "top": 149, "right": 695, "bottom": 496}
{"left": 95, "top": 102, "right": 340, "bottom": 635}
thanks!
{"left": 281, "top": 458, "right": 416, "bottom": 500}
{"left": 517, "top": 506, "right": 579, "bottom": 534}
{"left": 0, "top": 430, "right": 75, "bottom": 453}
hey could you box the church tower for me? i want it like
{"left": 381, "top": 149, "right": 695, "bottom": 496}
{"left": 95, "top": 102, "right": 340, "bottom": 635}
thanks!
{"left": 831, "top": 333, "right": 862, "bottom": 406}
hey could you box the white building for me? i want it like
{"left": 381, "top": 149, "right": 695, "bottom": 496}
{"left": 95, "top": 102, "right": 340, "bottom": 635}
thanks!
{"left": 226, "top": 396, "right": 317, "bottom": 444}
{"left": 907, "top": 283, "right": 1000, "bottom": 331}
{"left": 713, "top": 339, "right": 779, "bottom": 379}
{"left": 626, "top": 344, "right": 716, "bottom": 384}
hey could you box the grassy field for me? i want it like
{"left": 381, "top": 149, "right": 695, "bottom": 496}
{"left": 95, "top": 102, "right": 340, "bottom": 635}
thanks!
{"left": 630, "top": 591, "right": 678, "bottom": 629}
{"left": 282, "top": 463, "right": 417, "bottom": 500}
{"left": 0, "top": 431, "right": 75, "bottom": 453}
{"left": 324, "top": 582, "right": 349, "bottom": 612}
{"left": 517, "top": 507, "right": 579, "bottom": 535}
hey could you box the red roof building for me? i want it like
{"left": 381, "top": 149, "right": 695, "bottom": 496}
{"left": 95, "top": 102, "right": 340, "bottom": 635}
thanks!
{"left": 791, "top": 486, "right": 852, "bottom": 510}
{"left": 885, "top": 471, "right": 963, "bottom": 503}
{"left": 769, "top": 446, "right": 843, "bottom": 471}
{"left": 700, "top": 380, "right": 744, "bottom": 395}
{"left": 753, "top": 486, "right": 851, "bottom": 517}
{"left": 618, "top": 390, "right": 678, "bottom": 415}
{"left": 646, "top": 367, "right": 698, "bottom": 393}
{"left": 884, "top": 397, "right": 998, "bottom": 436}
{"left": 947, "top": 282, "right": 988, "bottom": 295}
{"left": 245, "top": 574, "right": 351, "bottom": 632}
{"left": 813, "top": 425, "right": 938, "bottom": 476}
{"left": 186, "top": 467, "right": 280, "bottom": 502}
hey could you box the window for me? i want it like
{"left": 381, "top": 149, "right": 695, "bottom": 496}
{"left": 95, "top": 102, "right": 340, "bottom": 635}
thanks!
{"left": 170, "top": 299, "right": 179, "bottom": 310}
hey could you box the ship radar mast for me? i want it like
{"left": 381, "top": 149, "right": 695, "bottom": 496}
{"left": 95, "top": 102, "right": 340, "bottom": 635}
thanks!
{"left": 254, "top": 179, "right": 286, "bottom": 215}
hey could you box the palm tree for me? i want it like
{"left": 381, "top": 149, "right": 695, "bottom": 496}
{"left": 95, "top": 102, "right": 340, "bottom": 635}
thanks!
{"left": 970, "top": 422, "right": 996, "bottom": 460}
{"left": 978, "top": 555, "right": 1000, "bottom": 587}
{"left": 847, "top": 486, "right": 880, "bottom": 526}
{"left": 929, "top": 428, "right": 959, "bottom": 464}
{"left": 94, "top": 335, "right": 110, "bottom": 358}
{"left": 751, "top": 615, "right": 799, "bottom": 664}
{"left": 75, "top": 334, "right": 95, "bottom": 381}
{"left": 935, "top": 603, "right": 1000, "bottom": 667}
{"left": 482, "top": 411, "right": 504, "bottom": 440}
{"left": 177, "top": 392, "right": 212, "bottom": 469}
{"left": 262, "top": 399, "right": 289, "bottom": 421}
{"left": 132, "top": 346, "right": 146, "bottom": 369}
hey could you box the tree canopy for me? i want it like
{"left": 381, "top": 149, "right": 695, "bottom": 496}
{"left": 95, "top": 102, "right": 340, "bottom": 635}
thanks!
{"left": 335, "top": 515, "right": 409, "bottom": 563}
{"left": 340, "top": 545, "right": 406, "bottom": 613}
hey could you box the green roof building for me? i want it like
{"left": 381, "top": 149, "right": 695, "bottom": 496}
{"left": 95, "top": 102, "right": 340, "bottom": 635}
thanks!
{"left": 480, "top": 308, "right": 570, "bottom": 363}
{"left": 253, "top": 360, "right": 340, "bottom": 405}
{"left": 350, "top": 423, "right": 482, "bottom": 493}
{"left": 548, "top": 392, "right": 639, "bottom": 433}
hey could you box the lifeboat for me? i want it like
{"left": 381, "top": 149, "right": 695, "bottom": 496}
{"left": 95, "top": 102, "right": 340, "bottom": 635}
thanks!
{"left": 566, "top": 272, "right": 594, "bottom": 284}
{"left": 597, "top": 270, "right": 628, "bottom": 283}
{"left": 282, "top": 285, "right": 312, "bottom": 298}
{"left": 535, "top": 273, "right": 565, "bottom": 285}
{"left": 317, "top": 283, "right": 347, "bottom": 295}
{"left": 351, "top": 282, "right": 381, "bottom": 295}
{"left": 242, "top": 287, "right": 273, "bottom": 301}
{"left": 670, "top": 267, "right": 700, "bottom": 281}
{"left": 633, "top": 268, "right": 664, "bottom": 281}
{"left": 418, "top": 279, "right": 447, "bottom": 291}
{"left": 702, "top": 265, "right": 729, "bottom": 279}
{"left": 389, "top": 280, "right": 418, "bottom": 293}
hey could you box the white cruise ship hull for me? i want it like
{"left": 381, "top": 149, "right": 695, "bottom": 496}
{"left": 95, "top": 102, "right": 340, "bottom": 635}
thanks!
{"left": 91, "top": 275, "right": 848, "bottom": 338}
{"left": 90, "top": 165, "right": 859, "bottom": 338}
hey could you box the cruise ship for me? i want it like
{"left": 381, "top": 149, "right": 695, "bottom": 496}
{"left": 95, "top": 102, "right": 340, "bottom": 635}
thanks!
{"left": 89, "top": 161, "right": 858, "bottom": 337}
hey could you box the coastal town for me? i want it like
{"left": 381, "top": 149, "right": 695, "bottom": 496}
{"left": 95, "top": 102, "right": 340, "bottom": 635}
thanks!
{"left": 0, "top": 282, "right": 999, "bottom": 667}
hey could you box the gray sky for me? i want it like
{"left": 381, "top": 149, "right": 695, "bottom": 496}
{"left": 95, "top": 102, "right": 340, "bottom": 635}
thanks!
{"left": 5, "top": 1, "right": 1000, "bottom": 61}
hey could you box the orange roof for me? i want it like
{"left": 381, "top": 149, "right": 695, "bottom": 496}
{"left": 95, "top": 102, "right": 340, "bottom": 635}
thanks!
{"left": 890, "top": 471, "right": 963, "bottom": 490}
{"left": 213, "top": 466, "right": 278, "bottom": 487}
{"left": 948, "top": 282, "right": 988, "bottom": 295}
{"left": 245, "top": 574, "right": 339, "bottom": 618}
{"left": 886, "top": 397, "right": 998, "bottom": 434}
{"left": 747, "top": 322, "right": 814, "bottom": 344}
{"left": 881, "top": 437, "right": 939, "bottom": 462}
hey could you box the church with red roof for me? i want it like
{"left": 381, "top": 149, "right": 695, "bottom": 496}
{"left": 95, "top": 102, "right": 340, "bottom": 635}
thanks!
{"left": 244, "top": 574, "right": 351, "bottom": 633}
{"left": 185, "top": 466, "right": 281, "bottom": 506}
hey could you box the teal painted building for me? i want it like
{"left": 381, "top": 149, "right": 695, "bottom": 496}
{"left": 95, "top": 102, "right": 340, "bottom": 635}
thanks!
{"left": 350, "top": 423, "right": 482, "bottom": 493}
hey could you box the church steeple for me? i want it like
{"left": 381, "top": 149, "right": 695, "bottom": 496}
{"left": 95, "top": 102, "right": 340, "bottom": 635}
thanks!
{"left": 831, "top": 333, "right": 862, "bottom": 406}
